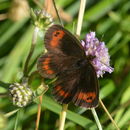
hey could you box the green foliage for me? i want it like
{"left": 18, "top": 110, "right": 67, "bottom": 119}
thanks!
{"left": 0, "top": 0, "right": 130, "bottom": 129}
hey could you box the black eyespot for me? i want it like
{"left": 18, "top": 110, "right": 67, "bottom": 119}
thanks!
{"left": 54, "top": 31, "right": 60, "bottom": 37}
{"left": 87, "top": 97, "right": 92, "bottom": 100}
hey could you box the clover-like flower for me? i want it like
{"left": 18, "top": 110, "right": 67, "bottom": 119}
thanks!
{"left": 9, "top": 83, "right": 34, "bottom": 107}
{"left": 81, "top": 32, "right": 114, "bottom": 77}
{"left": 31, "top": 9, "right": 54, "bottom": 30}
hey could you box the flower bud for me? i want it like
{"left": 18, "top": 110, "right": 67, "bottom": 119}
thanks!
{"left": 9, "top": 83, "right": 34, "bottom": 107}
{"left": 31, "top": 9, "right": 54, "bottom": 30}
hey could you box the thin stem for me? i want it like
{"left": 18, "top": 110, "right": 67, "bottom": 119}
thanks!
{"left": 59, "top": 104, "right": 68, "bottom": 130}
{"left": 0, "top": 81, "right": 10, "bottom": 88}
{"left": 76, "top": 0, "right": 87, "bottom": 36}
{"left": 91, "top": 108, "right": 103, "bottom": 130}
{"left": 99, "top": 98, "right": 120, "bottom": 130}
{"left": 52, "top": 0, "right": 64, "bottom": 27}
{"left": 14, "top": 110, "right": 20, "bottom": 130}
{"left": 0, "top": 93, "right": 8, "bottom": 97}
{"left": 5, "top": 109, "right": 19, "bottom": 118}
{"left": 101, "top": 99, "right": 130, "bottom": 124}
{"left": 35, "top": 95, "right": 43, "bottom": 130}
{"left": 23, "top": 27, "right": 39, "bottom": 77}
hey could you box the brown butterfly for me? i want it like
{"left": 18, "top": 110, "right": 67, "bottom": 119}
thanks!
{"left": 37, "top": 25, "right": 99, "bottom": 108}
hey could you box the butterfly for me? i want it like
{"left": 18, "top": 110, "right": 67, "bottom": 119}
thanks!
{"left": 37, "top": 25, "right": 99, "bottom": 108}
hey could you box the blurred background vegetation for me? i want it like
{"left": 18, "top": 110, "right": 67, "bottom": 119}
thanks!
{"left": 0, "top": 0, "right": 130, "bottom": 130}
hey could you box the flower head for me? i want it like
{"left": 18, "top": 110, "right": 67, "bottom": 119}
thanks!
{"left": 81, "top": 32, "right": 114, "bottom": 77}
{"left": 9, "top": 83, "right": 34, "bottom": 107}
{"left": 31, "top": 9, "right": 54, "bottom": 30}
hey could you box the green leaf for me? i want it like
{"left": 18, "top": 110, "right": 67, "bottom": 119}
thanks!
{"left": 84, "top": 0, "right": 122, "bottom": 22}
{"left": 100, "top": 79, "right": 115, "bottom": 99}
{"left": 0, "top": 18, "right": 28, "bottom": 47}
{"left": 42, "top": 95, "right": 97, "bottom": 128}
{"left": 0, "top": 26, "right": 34, "bottom": 82}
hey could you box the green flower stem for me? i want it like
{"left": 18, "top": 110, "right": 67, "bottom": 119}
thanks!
{"left": 14, "top": 109, "right": 20, "bottom": 130}
{"left": 0, "top": 81, "right": 10, "bottom": 88}
{"left": 0, "top": 93, "right": 8, "bottom": 97}
{"left": 59, "top": 104, "right": 68, "bottom": 130}
{"left": 99, "top": 99, "right": 120, "bottom": 130}
{"left": 23, "top": 26, "right": 39, "bottom": 77}
{"left": 91, "top": 108, "right": 103, "bottom": 130}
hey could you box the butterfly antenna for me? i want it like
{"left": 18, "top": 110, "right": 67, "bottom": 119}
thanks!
{"left": 52, "top": 0, "right": 64, "bottom": 27}
{"left": 101, "top": 34, "right": 104, "bottom": 41}
{"left": 72, "top": 22, "right": 76, "bottom": 34}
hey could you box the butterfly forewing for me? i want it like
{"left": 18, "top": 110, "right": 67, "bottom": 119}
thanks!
{"left": 37, "top": 53, "right": 56, "bottom": 79}
{"left": 44, "top": 25, "right": 85, "bottom": 58}
{"left": 37, "top": 52, "right": 80, "bottom": 79}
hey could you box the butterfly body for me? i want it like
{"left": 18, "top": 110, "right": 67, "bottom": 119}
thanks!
{"left": 37, "top": 25, "right": 99, "bottom": 108}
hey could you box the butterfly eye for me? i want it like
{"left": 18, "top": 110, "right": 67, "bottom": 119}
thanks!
{"left": 76, "top": 59, "right": 86, "bottom": 67}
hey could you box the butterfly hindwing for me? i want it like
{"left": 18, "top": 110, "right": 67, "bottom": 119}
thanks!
{"left": 72, "top": 63, "right": 99, "bottom": 108}
{"left": 53, "top": 81, "right": 76, "bottom": 104}
{"left": 52, "top": 69, "right": 81, "bottom": 104}
{"left": 52, "top": 62, "right": 99, "bottom": 108}
{"left": 44, "top": 25, "right": 85, "bottom": 58}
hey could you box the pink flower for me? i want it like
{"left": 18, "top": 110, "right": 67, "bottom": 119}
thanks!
{"left": 81, "top": 32, "right": 114, "bottom": 77}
